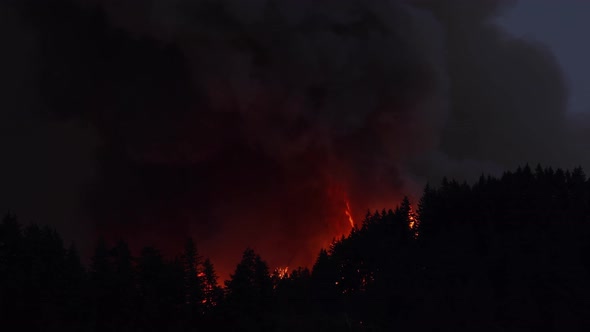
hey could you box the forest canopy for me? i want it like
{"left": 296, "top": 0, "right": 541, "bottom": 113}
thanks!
{"left": 1, "top": 165, "right": 590, "bottom": 331}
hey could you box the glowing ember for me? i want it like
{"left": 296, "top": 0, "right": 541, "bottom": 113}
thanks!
{"left": 408, "top": 205, "right": 419, "bottom": 238}
{"left": 345, "top": 200, "right": 355, "bottom": 228}
{"left": 274, "top": 266, "right": 289, "bottom": 279}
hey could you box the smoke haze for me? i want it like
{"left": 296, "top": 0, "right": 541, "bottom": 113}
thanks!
{"left": 1, "top": 0, "right": 586, "bottom": 277}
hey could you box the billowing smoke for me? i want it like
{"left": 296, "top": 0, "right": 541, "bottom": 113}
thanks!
{"left": 3, "top": 0, "right": 582, "bottom": 277}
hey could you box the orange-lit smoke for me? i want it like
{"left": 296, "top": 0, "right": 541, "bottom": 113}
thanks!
{"left": 46, "top": 0, "right": 448, "bottom": 283}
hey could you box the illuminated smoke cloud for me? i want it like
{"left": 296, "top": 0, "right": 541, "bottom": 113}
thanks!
{"left": 5, "top": 0, "right": 579, "bottom": 277}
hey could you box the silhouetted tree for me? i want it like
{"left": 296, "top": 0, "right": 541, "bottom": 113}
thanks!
{"left": 202, "top": 258, "right": 223, "bottom": 310}
{"left": 225, "top": 248, "right": 274, "bottom": 331}
{"left": 136, "top": 246, "right": 184, "bottom": 331}
{"left": 61, "top": 244, "right": 89, "bottom": 330}
{"left": 182, "top": 236, "right": 205, "bottom": 324}
{"left": 0, "top": 214, "right": 24, "bottom": 325}
{"left": 89, "top": 238, "right": 114, "bottom": 330}
{"left": 3, "top": 164, "right": 590, "bottom": 330}
{"left": 109, "top": 240, "right": 136, "bottom": 329}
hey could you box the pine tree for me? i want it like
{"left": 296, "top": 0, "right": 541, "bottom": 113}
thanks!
{"left": 90, "top": 238, "right": 111, "bottom": 281}
{"left": 0, "top": 213, "right": 22, "bottom": 269}
{"left": 225, "top": 248, "right": 273, "bottom": 311}
{"left": 62, "top": 244, "right": 88, "bottom": 327}
{"left": 202, "top": 258, "right": 223, "bottom": 309}
{"left": 89, "top": 238, "right": 113, "bottom": 330}
{"left": 0, "top": 214, "right": 24, "bottom": 324}
{"left": 183, "top": 237, "right": 204, "bottom": 315}
{"left": 110, "top": 240, "right": 135, "bottom": 325}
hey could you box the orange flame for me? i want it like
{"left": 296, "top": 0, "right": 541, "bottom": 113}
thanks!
{"left": 275, "top": 266, "right": 289, "bottom": 279}
{"left": 408, "top": 205, "right": 419, "bottom": 238}
{"left": 345, "top": 200, "right": 355, "bottom": 228}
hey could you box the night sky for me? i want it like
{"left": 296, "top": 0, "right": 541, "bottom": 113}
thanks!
{"left": 1, "top": 0, "right": 589, "bottom": 279}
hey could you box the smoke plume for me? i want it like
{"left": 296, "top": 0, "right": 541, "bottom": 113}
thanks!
{"left": 2, "top": 0, "right": 583, "bottom": 277}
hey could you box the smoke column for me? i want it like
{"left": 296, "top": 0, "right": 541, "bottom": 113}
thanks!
{"left": 3, "top": 0, "right": 583, "bottom": 278}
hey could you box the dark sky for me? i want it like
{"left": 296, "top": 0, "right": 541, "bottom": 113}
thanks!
{"left": 1, "top": 0, "right": 588, "bottom": 278}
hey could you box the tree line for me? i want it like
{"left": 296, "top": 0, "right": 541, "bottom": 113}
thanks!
{"left": 2, "top": 165, "right": 590, "bottom": 331}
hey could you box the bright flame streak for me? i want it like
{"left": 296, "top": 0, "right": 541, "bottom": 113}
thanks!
{"left": 345, "top": 200, "right": 355, "bottom": 228}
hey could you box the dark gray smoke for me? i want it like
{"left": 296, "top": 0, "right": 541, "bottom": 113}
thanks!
{"left": 1, "top": 0, "right": 583, "bottom": 277}
{"left": 412, "top": 0, "right": 572, "bottom": 183}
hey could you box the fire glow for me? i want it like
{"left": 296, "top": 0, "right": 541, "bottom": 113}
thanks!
{"left": 275, "top": 266, "right": 289, "bottom": 279}
{"left": 408, "top": 205, "right": 419, "bottom": 238}
{"left": 345, "top": 200, "right": 355, "bottom": 229}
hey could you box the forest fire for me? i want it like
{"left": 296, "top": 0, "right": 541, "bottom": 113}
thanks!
{"left": 409, "top": 210, "right": 416, "bottom": 229}
{"left": 345, "top": 200, "right": 355, "bottom": 229}
{"left": 408, "top": 205, "right": 419, "bottom": 238}
{"left": 5, "top": 0, "right": 586, "bottom": 328}
{"left": 274, "top": 266, "right": 289, "bottom": 279}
